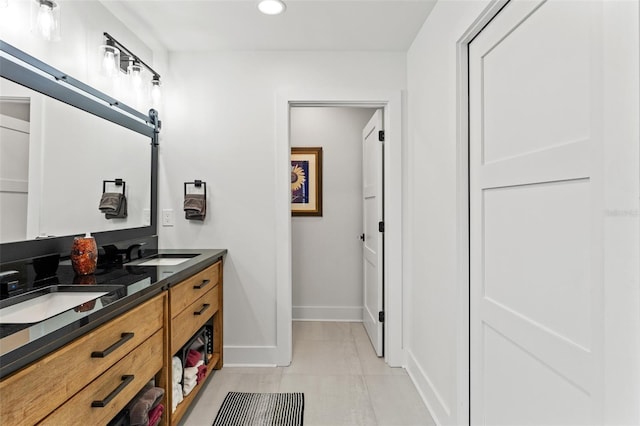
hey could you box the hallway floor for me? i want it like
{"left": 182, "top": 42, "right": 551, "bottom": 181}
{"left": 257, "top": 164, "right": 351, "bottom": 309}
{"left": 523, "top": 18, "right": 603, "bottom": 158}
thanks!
{"left": 182, "top": 321, "right": 434, "bottom": 425}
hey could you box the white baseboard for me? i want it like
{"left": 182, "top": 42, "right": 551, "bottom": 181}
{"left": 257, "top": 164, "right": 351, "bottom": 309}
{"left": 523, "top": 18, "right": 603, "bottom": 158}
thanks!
{"left": 292, "top": 305, "right": 363, "bottom": 321}
{"left": 223, "top": 363, "right": 278, "bottom": 368}
{"left": 405, "top": 349, "right": 451, "bottom": 426}
{"left": 223, "top": 345, "right": 279, "bottom": 366}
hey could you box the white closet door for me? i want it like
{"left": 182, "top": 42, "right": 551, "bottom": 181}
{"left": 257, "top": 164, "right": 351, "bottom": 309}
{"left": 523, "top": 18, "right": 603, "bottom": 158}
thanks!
{"left": 362, "top": 109, "right": 384, "bottom": 356}
{"left": 469, "top": 1, "right": 606, "bottom": 424}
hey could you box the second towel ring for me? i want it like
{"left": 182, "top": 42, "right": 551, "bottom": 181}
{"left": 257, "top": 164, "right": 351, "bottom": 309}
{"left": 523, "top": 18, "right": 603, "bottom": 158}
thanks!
{"left": 103, "top": 179, "right": 126, "bottom": 195}
{"left": 184, "top": 180, "right": 206, "bottom": 198}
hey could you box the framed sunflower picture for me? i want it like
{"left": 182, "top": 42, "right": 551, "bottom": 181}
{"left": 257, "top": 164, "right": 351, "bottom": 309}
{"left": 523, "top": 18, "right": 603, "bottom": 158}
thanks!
{"left": 291, "top": 147, "right": 323, "bottom": 216}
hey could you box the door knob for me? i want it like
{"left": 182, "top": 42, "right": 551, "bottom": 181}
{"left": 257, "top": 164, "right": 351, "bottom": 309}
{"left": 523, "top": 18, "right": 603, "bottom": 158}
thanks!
{"left": 359, "top": 233, "right": 365, "bottom": 242}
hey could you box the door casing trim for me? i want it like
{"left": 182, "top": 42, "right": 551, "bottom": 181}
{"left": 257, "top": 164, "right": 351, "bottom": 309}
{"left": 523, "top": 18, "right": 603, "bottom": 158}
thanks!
{"left": 456, "top": 1, "right": 510, "bottom": 424}
{"left": 275, "top": 89, "right": 403, "bottom": 367}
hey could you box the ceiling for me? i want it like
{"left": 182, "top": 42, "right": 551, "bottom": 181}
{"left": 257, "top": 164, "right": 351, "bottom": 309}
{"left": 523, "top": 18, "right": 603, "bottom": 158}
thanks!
{"left": 100, "top": 0, "right": 437, "bottom": 52}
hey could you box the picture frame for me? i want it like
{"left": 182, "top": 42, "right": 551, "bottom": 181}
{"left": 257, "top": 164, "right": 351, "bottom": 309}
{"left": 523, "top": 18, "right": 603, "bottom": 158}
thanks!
{"left": 291, "top": 147, "right": 323, "bottom": 216}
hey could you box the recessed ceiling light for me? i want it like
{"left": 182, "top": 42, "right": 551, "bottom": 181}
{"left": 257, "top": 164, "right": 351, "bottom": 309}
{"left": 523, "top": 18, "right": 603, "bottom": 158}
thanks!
{"left": 258, "top": 0, "right": 286, "bottom": 15}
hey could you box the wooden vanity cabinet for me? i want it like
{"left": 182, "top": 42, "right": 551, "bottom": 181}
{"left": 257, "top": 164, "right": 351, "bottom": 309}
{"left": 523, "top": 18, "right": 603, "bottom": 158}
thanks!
{"left": 168, "top": 260, "right": 223, "bottom": 426}
{"left": 0, "top": 257, "right": 223, "bottom": 426}
{"left": 0, "top": 293, "right": 168, "bottom": 426}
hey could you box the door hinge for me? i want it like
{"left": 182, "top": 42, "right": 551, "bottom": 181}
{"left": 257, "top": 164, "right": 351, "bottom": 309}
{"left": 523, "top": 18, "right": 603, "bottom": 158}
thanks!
{"left": 379, "top": 311, "right": 385, "bottom": 323}
{"left": 378, "top": 130, "right": 385, "bottom": 142}
{"left": 378, "top": 221, "right": 384, "bottom": 233}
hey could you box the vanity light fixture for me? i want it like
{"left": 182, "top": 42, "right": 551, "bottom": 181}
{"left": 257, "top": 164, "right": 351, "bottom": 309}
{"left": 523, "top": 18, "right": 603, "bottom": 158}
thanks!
{"left": 258, "top": 0, "right": 286, "bottom": 15}
{"left": 31, "top": 0, "right": 60, "bottom": 41}
{"left": 99, "top": 38, "right": 120, "bottom": 79}
{"left": 99, "top": 33, "right": 162, "bottom": 103}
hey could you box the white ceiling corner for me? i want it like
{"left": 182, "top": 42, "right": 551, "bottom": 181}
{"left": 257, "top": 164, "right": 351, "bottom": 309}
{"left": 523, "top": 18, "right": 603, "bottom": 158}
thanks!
{"left": 99, "top": 0, "right": 437, "bottom": 52}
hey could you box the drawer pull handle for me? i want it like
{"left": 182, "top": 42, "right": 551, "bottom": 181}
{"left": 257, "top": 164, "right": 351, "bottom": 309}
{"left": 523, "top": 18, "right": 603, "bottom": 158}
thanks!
{"left": 194, "top": 303, "right": 210, "bottom": 316}
{"left": 91, "top": 375, "right": 134, "bottom": 407}
{"left": 91, "top": 332, "right": 134, "bottom": 358}
{"left": 193, "top": 279, "right": 211, "bottom": 290}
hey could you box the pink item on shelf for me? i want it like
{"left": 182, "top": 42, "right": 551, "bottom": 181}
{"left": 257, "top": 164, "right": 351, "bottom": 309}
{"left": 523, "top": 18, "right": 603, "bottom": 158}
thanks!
{"left": 185, "top": 349, "right": 202, "bottom": 368}
{"left": 148, "top": 403, "right": 164, "bottom": 426}
{"left": 197, "top": 363, "right": 207, "bottom": 382}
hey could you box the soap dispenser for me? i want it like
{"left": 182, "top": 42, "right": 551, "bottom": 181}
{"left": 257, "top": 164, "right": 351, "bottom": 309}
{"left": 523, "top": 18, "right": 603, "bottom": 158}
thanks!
{"left": 70, "top": 232, "right": 98, "bottom": 276}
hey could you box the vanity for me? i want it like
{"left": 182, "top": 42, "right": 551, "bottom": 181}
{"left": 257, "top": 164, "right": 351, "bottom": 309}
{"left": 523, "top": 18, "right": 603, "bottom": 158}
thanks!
{"left": 0, "top": 40, "right": 224, "bottom": 425}
{"left": 0, "top": 249, "right": 226, "bottom": 426}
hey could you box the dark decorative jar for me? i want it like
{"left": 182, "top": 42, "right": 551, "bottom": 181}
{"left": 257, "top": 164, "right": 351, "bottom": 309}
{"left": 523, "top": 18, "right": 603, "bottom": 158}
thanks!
{"left": 70, "top": 233, "right": 98, "bottom": 276}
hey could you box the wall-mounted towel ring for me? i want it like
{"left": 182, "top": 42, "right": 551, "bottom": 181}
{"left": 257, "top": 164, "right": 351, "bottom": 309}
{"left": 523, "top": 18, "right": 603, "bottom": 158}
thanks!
{"left": 102, "top": 178, "right": 126, "bottom": 195}
{"left": 184, "top": 180, "right": 206, "bottom": 221}
{"left": 100, "top": 179, "right": 127, "bottom": 219}
{"left": 184, "top": 180, "right": 206, "bottom": 198}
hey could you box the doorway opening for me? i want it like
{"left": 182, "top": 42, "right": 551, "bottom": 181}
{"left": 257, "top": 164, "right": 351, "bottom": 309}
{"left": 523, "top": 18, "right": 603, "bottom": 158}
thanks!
{"left": 274, "top": 90, "right": 403, "bottom": 368}
{"left": 289, "top": 106, "right": 380, "bottom": 355}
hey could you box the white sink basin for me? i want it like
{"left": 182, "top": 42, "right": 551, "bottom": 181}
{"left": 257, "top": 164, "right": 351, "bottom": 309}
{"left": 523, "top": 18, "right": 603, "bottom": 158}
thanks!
{"left": 0, "top": 291, "right": 108, "bottom": 324}
{"left": 138, "top": 258, "right": 192, "bottom": 266}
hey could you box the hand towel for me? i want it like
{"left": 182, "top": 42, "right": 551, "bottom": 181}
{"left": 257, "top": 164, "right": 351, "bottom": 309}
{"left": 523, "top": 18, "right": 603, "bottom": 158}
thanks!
{"left": 172, "top": 383, "right": 183, "bottom": 413}
{"left": 182, "top": 376, "right": 197, "bottom": 396}
{"left": 129, "top": 386, "right": 164, "bottom": 426}
{"left": 105, "top": 194, "right": 127, "bottom": 219}
{"left": 185, "top": 349, "right": 202, "bottom": 368}
{"left": 197, "top": 363, "right": 207, "bottom": 383}
{"left": 183, "top": 365, "right": 198, "bottom": 382}
{"left": 148, "top": 403, "right": 164, "bottom": 426}
{"left": 99, "top": 192, "right": 121, "bottom": 212}
{"left": 100, "top": 192, "right": 128, "bottom": 219}
{"left": 184, "top": 193, "right": 206, "bottom": 221}
{"left": 172, "top": 356, "right": 183, "bottom": 384}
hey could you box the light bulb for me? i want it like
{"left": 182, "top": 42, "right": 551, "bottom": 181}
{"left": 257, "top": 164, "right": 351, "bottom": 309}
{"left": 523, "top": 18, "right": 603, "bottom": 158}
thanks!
{"left": 100, "top": 45, "right": 120, "bottom": 78}
{"left": 128, "top": 63, "right": 143, "bottom": 90}
{"left": 151, "top": 78, "right": 161, "bottom": 106}
{"left": 103, "top": 51, "right": 115, "bottom": 75}
{"left": 36, "top": 1, "right": 56, "bottom": 40}
{"left": 258, "top": 0, "right": 286, "bottom": 15}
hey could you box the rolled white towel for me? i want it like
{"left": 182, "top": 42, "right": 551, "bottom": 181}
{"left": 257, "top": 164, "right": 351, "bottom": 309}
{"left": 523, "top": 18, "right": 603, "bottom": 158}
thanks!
{"left": 183, "top": 366, "right": 198, "bottom": 382}
{"left": 182, "top": 377, "right": 197, "bottom": 396}
{"left": 172, "top": 356, "right": 183, "bottom": 384}
{"left": 172, "top": 382, "right": 183, "bottom": 413}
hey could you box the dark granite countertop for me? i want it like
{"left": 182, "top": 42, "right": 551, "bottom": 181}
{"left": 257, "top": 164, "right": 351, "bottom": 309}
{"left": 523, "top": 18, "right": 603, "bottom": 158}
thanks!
{"left": 0, "top": 248, "right": 226, "bottom": 379}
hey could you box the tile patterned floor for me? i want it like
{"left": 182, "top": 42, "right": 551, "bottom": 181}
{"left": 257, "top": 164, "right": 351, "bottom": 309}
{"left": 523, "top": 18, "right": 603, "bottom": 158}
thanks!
{"left": 181, "top": 321, "right": 435, "bottom": 426}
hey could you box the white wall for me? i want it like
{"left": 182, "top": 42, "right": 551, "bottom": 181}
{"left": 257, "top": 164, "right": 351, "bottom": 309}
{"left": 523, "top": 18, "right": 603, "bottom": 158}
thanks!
{"left": 405, "top": 1, "right": 490, "bottom": 425}
{"left": 290, "top": 107, "right": 375, "bottom": 321}
{"left": 160, "top": 51, "right": 405, "bottom": 364}
{"left": 0, "top": 0, "right": 161, "bottom": 113}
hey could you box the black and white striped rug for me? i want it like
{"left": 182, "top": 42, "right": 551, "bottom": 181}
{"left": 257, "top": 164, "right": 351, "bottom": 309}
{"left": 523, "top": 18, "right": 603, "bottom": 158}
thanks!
{"left": 213, "top": 392, "right": 304, "bottom": 426}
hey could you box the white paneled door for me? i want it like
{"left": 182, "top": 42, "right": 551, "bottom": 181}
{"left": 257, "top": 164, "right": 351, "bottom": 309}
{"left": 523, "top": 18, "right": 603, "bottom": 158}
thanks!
{"left": 362, "top": 109, "right": 384, "bottom": 356}
{"left": 0, "top": 112, "right": 30, "bottom": 243}
{"left": 470, "top": 1, "right": 608, "bottom": 424}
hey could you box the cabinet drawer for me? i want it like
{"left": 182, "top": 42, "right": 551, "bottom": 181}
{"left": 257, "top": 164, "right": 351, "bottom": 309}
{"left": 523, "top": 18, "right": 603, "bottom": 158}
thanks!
{"left": 171, "top": 286, "right": 218, "bottom": 353}
{"left": 40, "top": 330, "right": 164, "bottom": 426}
{"left": 170, "top": 261, "right": 220, "bottom": 318}
{"left": 0, "top": 294, "right": 164, "bottom": 426}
